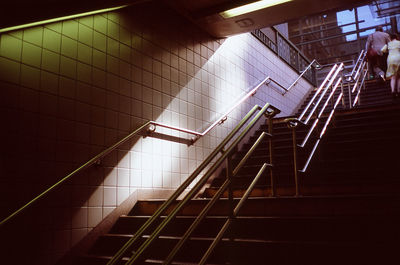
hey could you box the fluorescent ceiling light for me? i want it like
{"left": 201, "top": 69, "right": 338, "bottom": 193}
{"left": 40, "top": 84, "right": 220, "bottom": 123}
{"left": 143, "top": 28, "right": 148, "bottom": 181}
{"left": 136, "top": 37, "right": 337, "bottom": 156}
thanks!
{"left": 220, "top": 0, "right": 292, "bottom": 18}
{"left": 0, "top": 5, "right": 128, "bottom": 33}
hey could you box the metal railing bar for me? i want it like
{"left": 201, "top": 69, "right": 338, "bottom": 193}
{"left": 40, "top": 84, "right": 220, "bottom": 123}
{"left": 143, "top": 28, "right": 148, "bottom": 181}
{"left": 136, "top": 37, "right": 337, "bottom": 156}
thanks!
{"left": 299, "top": 139, "right": 321, "bottom": 173}
{"left": 299, "top": 78, "right": 341, "bottom": 148}
{"left": 267, "top": 77, "right": 289, "bottom": 93}
{"left": 232, "top": 132, "right": 269, "bottom": 176}
{"left": 320, "top": 93, "right": 343, "bottom": 138}
{"left": 352, "top": 61, "right": 365, "bottom": 87}
{"left": 201, "top": 76, "right": 272, "bottom": 137}
{"left": 0, "top": 121, "right": 152, "bottom": 227}
{"left": 233, "top": 163, "right": 269, "bottom": 216}
{"left": 198, "top": 163, "right": 268, "bottom": 265}
{"left": 150, "top": 121, "right": 202, "bottom": 136}
{"left": 1, "top": 75, "right": 278, "bottom": 228}
{"left": 351, "top": 61, "right": 367, "bottom": 93}
{"left": 139, "top": 75, "right": 273, "bottom": 140}
{"left": 300, "top": 91, "right": 343, "bottom": 173}
{"left": 123, "top": 103, "right": 276, "bottom": 265}
{"left": 353, "top": 68, "right": 368, "bottom": 107}
{"left": 349, "top": 50, "right": 365, "bottom": 78}
{"left": 298, "top": 64, "right": 338, "bottom": 121}
{"left": 318, "top": 79, "right": 342, "bottom": 117}
{"left": 106, "top": 105, "right": 261, "bottom": 265}
{"left": 304, "top": 63, "right": 344, "bottom": 124}
{"left": 163, "top": 177, "right": 232, "bottom": 265}
{"left": 164, "top": 131, "right": 272, "bottom": 264}
{"left": 199, "top": 216, "right": 232, "bottom": 265}
{"left": 285, "top": 59, "right": 320, "bottom": 94}
{"left": 299, "top": 119, "right": 319, "bottom": 148}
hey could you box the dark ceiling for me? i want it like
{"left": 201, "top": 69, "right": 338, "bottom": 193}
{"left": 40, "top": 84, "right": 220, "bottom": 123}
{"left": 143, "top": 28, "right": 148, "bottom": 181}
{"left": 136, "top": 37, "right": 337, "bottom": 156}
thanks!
{"left": 1, "top": 0, "right": 370, "bottom": 37}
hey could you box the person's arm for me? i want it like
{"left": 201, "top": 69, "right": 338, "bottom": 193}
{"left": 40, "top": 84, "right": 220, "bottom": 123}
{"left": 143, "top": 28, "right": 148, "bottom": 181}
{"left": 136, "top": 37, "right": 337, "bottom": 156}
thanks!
{"left": 365, "top": 34, "right": 371, "bottom": 50}
{"left": 385, "top": 34, "right": 391, "bottom": 44}
{"left": 381, "top": 44, "right": 388, "bottom": 54}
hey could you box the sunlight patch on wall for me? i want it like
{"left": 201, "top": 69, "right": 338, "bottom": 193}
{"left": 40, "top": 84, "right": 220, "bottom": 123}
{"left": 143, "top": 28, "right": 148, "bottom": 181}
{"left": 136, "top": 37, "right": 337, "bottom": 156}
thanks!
{"left": 127, "top": 34, "right": 252, "bottom": 191}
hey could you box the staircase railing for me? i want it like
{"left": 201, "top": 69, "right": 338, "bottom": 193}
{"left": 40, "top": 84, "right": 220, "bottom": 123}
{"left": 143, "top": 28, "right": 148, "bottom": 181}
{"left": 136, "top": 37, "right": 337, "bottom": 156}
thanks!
{"left": 0, "top": 74, "right": 277, "bottom": 228}
{"left": 344, "top": 50, "right": 368, "bottom": 108}
{"left": 284, "top": 59, "right": 321, "bottom": 94}
{"left": 266, "top": 59, "right": 321, "bottom": 95}
{"left": 285, "top": 50, "right": 368, "bottom": 196}
{"left": 107, "top": 103, "right": 280, "bottom": 265}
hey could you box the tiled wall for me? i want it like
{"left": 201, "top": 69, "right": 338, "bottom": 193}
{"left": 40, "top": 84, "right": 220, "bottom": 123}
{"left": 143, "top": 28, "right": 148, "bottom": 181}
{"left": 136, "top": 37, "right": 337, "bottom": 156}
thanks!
{"left": 0, "top": 1, "right": 312, "bottom": 264}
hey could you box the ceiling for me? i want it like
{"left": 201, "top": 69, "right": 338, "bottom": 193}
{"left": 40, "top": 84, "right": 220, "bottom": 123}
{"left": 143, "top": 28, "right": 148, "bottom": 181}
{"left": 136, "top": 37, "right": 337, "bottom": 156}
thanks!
{"left": 1, "top": 0, "right": 371, "bottom": 37}
{"left": 163, "top": 0, "right": 372, "bottom": 37}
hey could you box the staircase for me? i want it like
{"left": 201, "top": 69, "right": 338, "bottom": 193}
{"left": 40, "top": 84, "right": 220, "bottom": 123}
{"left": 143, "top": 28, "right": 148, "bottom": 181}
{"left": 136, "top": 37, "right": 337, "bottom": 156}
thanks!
{"left": 71, "top": 79, "right": 400, "bottom": 265}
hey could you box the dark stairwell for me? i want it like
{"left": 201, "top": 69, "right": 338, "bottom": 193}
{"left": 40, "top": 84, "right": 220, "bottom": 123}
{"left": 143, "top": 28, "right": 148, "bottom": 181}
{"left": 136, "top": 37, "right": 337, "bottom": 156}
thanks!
{"left": 64, "top": 76, "right": 400, "bottom": 264}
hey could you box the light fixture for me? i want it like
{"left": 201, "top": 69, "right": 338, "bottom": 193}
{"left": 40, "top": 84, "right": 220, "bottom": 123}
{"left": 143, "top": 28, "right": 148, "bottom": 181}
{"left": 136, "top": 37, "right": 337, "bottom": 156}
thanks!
{"left": 220, "top": 0, "right": 293, "bottom": 18}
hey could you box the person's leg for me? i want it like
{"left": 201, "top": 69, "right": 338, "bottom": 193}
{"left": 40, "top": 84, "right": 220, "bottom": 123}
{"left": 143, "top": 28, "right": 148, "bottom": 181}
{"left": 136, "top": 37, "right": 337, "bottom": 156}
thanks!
{"left": 396, "top": 75, "right": 400, "bottom": 95}
{"left": 376, "top": 55, "right": 386, "bottom": 81}
{"left": 391, "top": 76, "right": 396, "bottom": 95}
{"left": 374, "top": 64, "right": 385, "bottom": 81}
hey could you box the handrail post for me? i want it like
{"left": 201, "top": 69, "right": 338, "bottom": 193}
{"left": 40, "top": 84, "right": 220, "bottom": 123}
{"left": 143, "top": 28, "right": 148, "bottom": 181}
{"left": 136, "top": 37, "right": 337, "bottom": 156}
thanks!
{"left": 348, "top": 82, "right": 352, "bottom": 109}
{"left": 267, "top": 113, "right": 275, "bottom": 196}
{"left": 287, "top": 120, "right": 299, "bottom": 196}
{"left": 226, "top": 153, "right": 234, "bottom": 219}
{"left": 341, "top": 76, "right": 345, "bottom": 107}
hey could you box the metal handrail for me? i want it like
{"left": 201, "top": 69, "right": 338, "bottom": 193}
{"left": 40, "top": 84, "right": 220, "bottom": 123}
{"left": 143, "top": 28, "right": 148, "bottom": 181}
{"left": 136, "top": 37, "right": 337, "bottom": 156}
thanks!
{"left": 352, "top": 63, "right": 368, "bottom": 107}
{"left": 0, "top": 121, "right": 152, "bottom": 227}
{"left": 347, "top": 50, "right": 368, "bottom": 108}
{"left": 105, "top": 104, "right": 260, "bottom": 265}
{"left": 286, "top": 62, "right": 344, "bottom": 195}
{"left": 298, "top": 64, "right": 339, "bottom": 122}
{"left": 284, "top": 59, "right": 321, "bottom": 94}
{"left": 265, "top": 59, "right": 321, "bottom": 95}
{"left": 163, "top": 130, "right": 271, "bottom": 265}
{"left": 286, "top": 49, "right": 369, "bottom": 195}
{"left": 150, "top": 75, "right": 271, "bottom": 141}
{"left": 114, "top": 103, "right": 279, "bottom": 265}
{"left": 0, "top": 75, "right": 274, "bottom": 227}
{"left": 299, "top": 77, "right": 343, "bottom": 172}
{"left": 349, "top": 50, "right": 366, "bottom": 79}
{"left": 199, "top": 163, "right": 269, "bottom": 265}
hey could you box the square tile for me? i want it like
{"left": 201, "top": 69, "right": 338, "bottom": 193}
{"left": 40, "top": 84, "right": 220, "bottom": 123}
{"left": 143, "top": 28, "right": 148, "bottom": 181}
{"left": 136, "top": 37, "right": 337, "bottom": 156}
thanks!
{"left": 60, "top": 55, "right": 77, "bottom": 79}
{"left": 0, "top": 34, "right": 22, "bottom": 61}
{"left": 0, "top": 57, "right": 20, "bottom": 84}
{"left": 62, "top": 20, "right": 79, "bottom": 39}
{"left": 88, "top": 207, "right": 103, "bottom": 227}
{"left": 77, "top": 43, "right": 92, "bottom": 64}
{"left": 93, "top": 31, "right": 107, "bottom": 52}
{"left": 94, "top": 15, "right": 107, "bottom": 33}
{"left": 21, "top": 64, "right": 40, "bottom": 89}
{"left": 61, "top": 36, "right": 78, "bottom": 59}
{"left": 23, "top": 27, "right": 43, "bottom": 46}
{"left": 103, "top": 186, "right": 116, "bottom": 206}
{"left": 43, "top": 28, "right": 61, "bottom": 53}
{"left": 78, "top": 23, "right": 93, "bottom": 46}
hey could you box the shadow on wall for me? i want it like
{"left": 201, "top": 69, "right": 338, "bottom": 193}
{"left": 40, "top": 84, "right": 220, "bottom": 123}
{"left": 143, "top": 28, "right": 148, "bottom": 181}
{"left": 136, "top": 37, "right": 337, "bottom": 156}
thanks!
{"left": 0, "top": 1, "right": 227, "bottom": 264}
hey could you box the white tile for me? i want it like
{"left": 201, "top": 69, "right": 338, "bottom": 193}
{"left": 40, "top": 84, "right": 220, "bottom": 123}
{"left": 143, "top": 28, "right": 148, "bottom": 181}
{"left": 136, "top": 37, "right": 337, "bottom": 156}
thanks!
{"left": 88, "top": 207, "right": 103, "bottom": 227}
{"left": 103, "top": 187, "right": 116, "bottom": 206}
{"left": 142, "top": 170, "right": 153, "bottom": 187}
{"left": 130, "top": 169, "right": 142, "bottom": 187}
{"left": 117, "top": 168, "right": 130, "bottom": 186}
{"left": 117, "top": 187, "right": 130, "bottom": 205}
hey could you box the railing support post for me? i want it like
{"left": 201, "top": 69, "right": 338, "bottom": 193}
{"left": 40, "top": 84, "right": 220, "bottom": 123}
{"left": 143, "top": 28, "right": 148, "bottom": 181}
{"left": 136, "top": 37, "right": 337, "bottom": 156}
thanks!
{"left": 348, "top": 82, "right": 352, "bottom": 109}
{"left": 267, "top": 115, "right": 275, "bottom": 196}
{"left": 341, "top": 76, "right": 345, "bottom": 107}
{"left": 287, "top": 121, "right": 299, "bottom": 196}
{"left": 226, "top": 154, "right": 234, "bottom": 219}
